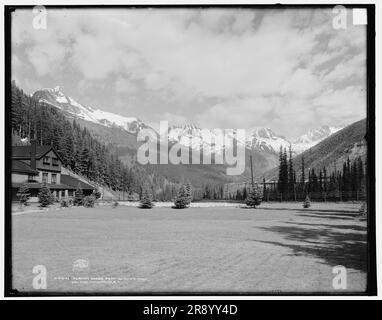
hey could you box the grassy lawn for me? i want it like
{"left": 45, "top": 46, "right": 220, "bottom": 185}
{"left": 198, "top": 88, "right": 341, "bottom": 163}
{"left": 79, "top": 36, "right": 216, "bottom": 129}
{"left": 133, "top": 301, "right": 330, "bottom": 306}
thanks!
{"left": 11, "top": 202, "right": 367, "bottom": 294}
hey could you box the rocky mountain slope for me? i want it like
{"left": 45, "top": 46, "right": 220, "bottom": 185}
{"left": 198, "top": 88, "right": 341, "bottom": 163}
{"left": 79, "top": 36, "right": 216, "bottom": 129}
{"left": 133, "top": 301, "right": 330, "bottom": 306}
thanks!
{"left": 261, "top": 119, "right": 367, "bottom": 181}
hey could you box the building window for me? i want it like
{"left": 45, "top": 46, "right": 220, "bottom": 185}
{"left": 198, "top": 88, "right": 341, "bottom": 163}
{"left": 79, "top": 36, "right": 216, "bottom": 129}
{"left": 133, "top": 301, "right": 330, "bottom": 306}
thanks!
{"left": 51, "top": 174, "right": 57, "bottom": 185}
{"left": 42, "top": 172, "right": 48, "bottom": 184}
{"left": 43, "top": 156, "right": 50, "bottom": 164}
{"left": 28, "top": 174, "right": 36, "bottom": 183}
{"left": 52, "top": 157, "right": 59, "bottom": 166}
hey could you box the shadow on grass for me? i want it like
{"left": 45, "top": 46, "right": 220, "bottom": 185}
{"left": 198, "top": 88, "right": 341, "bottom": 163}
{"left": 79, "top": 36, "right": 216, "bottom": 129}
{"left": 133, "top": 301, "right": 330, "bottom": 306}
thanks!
{"left": 252, "top": 223, "right": 367, "bottom": 273}
{"left": 296, "top": 212, "right": 358, "bottom": 220}
{"left": 285, "top": 221, "right": 367, "bottom": 232}
{"left": 258, "top": 206, "right": 359, "bottom": 214}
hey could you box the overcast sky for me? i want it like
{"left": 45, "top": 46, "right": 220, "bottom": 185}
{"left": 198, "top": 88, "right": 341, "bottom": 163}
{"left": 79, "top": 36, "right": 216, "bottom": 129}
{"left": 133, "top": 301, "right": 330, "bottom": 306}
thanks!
{"left": 12, "top": 8, "right": 366, "bottom": 137}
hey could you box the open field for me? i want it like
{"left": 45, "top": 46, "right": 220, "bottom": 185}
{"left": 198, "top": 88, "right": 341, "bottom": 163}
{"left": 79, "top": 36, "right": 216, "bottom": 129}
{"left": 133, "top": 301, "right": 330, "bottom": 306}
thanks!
{"left": 11, "top": 202, "right": 367, "bottom": 293}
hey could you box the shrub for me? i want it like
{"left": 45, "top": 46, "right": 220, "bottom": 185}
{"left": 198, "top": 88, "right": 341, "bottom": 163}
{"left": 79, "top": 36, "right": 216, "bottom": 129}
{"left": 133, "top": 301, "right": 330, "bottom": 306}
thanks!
{"left": 92, "top": 189, "right": 101, "bottom": 199}
{"left": 83, "top": 195, "right": 96, "bottom": 208}
{"left": 174, "top": 185, "right": 189, "bottom": 209}
{"left": 60, "top": 198, "right": 71, "bottom": 207}
{"left": 38, "top": 183, "right": 54, "bottom": 207}
{"left": 303, "top": 195, "right": 311, "bottom": 208}
{"left": 245, "top": 186, "right": 262, "bottom": 208}
{"left": 17, "top": 183, "right": 30, "bottom": 206}
{"left": 139, "top": 186, "right": 154, "bottom": 209}
{"left": 74, "top": 183, "right": 84, "bottom": 206}
{"left": 112, "top": 201, "right": 119, "bottom": 208}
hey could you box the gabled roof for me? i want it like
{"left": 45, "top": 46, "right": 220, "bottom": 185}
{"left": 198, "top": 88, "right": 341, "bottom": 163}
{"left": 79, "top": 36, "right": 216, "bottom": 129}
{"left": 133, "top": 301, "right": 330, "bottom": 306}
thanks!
{"left": 12, "top": 160, "right": 39, "bottom": 175}
{"left": 12, "top": 145, "right": 63, "bottom": 162}
{"left": 61, "top": 174, "right": 94, "bottom": 190}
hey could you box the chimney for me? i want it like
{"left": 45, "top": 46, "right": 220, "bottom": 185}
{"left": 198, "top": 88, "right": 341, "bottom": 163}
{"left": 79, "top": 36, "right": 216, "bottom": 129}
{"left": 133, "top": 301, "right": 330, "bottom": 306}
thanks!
{"left": 30, "top": 139, "right": 37, "bottom": 170}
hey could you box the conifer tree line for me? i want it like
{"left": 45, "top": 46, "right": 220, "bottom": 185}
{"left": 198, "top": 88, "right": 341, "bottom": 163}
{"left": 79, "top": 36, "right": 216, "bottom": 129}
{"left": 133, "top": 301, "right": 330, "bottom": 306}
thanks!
{"left": 10, "top": 82, "right": 174, "bottom": 197}
{"left": 272, "top": 144, "right": 366, "bottom": 201}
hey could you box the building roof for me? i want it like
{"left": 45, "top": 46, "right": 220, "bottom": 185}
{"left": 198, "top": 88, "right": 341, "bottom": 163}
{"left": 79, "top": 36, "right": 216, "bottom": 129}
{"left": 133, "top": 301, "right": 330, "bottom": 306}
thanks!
{"left": 12, "top": 145, "right": 51, "bottom": 159}
{"left": 60, "top": 174, "right": 94, "bottom": 190}
{"left": 12, "top": 177, "right": 95, "bottom": 191}
{"left": 12, "top": 160, "right": 39, "bottom": 175}
{"left": 12, "top": 145, "right": 63, "bottom": 162}
{"left": 12, "top": 182, "right": 73, "bottom": 190}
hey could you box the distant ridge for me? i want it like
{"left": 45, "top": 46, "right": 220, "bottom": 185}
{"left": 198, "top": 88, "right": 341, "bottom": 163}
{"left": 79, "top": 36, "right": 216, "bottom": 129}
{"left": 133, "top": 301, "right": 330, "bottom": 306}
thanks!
{"left": 260, "top": 118, "right": 367, "bottom": 181}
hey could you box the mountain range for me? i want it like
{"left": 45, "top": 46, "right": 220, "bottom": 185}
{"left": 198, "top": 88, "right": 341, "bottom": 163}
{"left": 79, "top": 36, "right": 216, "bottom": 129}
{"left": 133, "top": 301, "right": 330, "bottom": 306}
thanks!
{"left": 32, "top": 87, "right": 343, "bottom": 156}
{"left": 30, "top": 86, "right": 366, "bottom": 187}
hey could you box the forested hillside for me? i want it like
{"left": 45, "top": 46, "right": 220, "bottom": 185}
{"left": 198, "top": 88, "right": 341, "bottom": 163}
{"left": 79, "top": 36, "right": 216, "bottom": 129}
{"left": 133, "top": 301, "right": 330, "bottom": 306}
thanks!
{"left": 10, "top": 81, "right": 177, "bottom": 198}
{"left": 261, "top": 119, "right": 367, "bottom": 181}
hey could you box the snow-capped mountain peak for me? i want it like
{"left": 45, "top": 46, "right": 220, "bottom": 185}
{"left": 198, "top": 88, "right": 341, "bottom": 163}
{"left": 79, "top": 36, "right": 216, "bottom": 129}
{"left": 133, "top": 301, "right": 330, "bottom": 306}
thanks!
{"left": 167, "top": 124, "right": 343, "bottom": 155}
{"left": 244, "top": 127, "right": 290, "bottom": 153}
{"left": 292, "top": 125, "right": 343, "bottom": 154}
{"left": 32, "top": 86, "right": 343, "bottom": 155}
{"left": 32, "top": 87, "right": 147, "bottom": 134}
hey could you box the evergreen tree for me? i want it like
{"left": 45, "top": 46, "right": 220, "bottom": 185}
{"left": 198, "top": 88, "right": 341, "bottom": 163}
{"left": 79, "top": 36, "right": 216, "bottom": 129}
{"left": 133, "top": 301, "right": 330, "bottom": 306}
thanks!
{"left": 278, "top": 146, "right": 288, "bottom": 194}
{"left": 185, "top": 181, "right": 193, "bottom": 205}
{"left": 301, "top": 156, "right": 305, "bottom": 188}
{"left": 341, "top": 158, "right": 351, "bottom": 199}
{"left": 174, "top": 185, "right": 189, "bottom": 209}
{"left": 262, "top": 177, "right": 266, "bottom": 201}
{"left": 288, "top": 144, "right": 294, "bottom": 195}
{"left": 357, "top": 157, "right": 364, "bottom": 187}
{"left": 139, "top": 185, "right": 154, "bottom": 209}
{"left": 11, "top": 82, "right": 25, "bottom": 135}
{"left": 58, "top": 123, "right": 75, "bottom": 168}
{"left": 38, "top": 183, "right": 54, "bottom": 207}
{"left": 236, "top": 189, "right": 242, "bottom": 201}
{"left": 74, "top": 183, "right": 84, "bottom": 206}
{"left": 16, "top": 183, "right": 30, "bottom": 206}
{"left": 303, "top": 195, "right": 311, "bottom": 208}
{"left": 245, "top": 186, "right": 262, "bottom": 208}
{"left": 79, "top": 147, "right": 91, "bottom": 177}
{"left": 283, "top": 147, "right": 288, "bottom": 192}
{"left": 323, "top": 167, "right": 328, "bottom": 193}
{"left": 311, "top": 168, "right": 318, "bottom": 192}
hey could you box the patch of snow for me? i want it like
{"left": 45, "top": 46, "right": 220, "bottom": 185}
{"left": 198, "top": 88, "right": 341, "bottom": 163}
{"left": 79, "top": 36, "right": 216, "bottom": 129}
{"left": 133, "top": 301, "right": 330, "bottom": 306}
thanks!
{"left": 39, "top": 99, "right": 62, "bottom": 109}
{"left": 91, "top": 109, "right": 139, "bottom": 132}
{"left": 56, "top": 96, "right": 68, "bottom": 103}
{"left": 292, "top": 125, "right": 343, "bottom": 153}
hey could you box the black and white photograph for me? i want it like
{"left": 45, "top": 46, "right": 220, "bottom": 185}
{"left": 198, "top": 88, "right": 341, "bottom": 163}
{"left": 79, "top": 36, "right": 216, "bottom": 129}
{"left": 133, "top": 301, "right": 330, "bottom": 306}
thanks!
{"left": 3, "top": 3, "right": 376, "bottom": 297}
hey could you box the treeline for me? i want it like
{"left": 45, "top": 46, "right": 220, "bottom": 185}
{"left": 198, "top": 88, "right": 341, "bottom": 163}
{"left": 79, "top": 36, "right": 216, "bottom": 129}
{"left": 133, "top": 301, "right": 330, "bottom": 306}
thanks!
{"left": 199, "top": 184, "right": 247, "bottom": 201}
{"left": 273, "top": 144, "right": 366, "bottom": 201}
{"left": 10, "top": 82, "right": 174, "bottom": 196}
